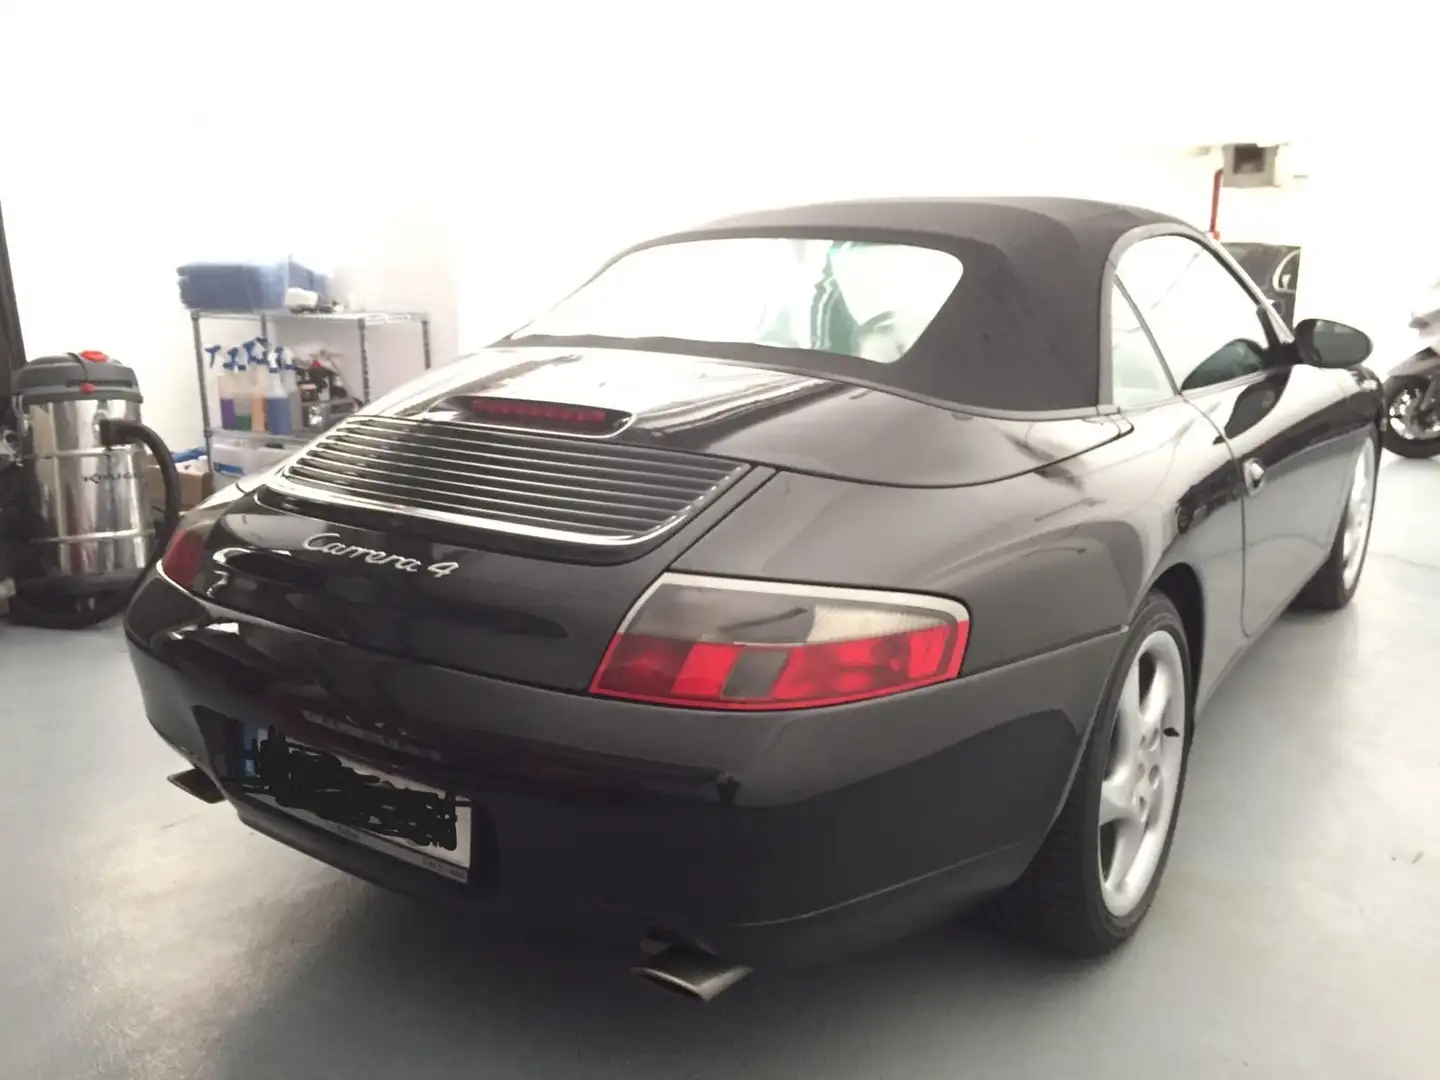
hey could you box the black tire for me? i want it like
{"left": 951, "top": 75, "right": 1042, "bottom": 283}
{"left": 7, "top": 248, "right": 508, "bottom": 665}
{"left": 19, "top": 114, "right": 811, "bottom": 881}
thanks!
{"left": 991, "top": 591, "right": 1192, "bottom": 957}
{"left": 1294, "top": 432, "right": 1379, "bottom": 611}
{"left": 1381, "top": 377, "right": 1440, "bottom": 458}
{"left": 1381, "top": 428, "right": 1440, "bottom": 458}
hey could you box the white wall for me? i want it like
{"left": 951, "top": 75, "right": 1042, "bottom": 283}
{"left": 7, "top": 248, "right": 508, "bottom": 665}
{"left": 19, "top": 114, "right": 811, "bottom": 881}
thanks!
{"left": 0, "top": 105, "right": 458, "bottom": 448}
{"left": 0, "top": 7, "right": 464, "bottom": 447}
{"left": 1295, "top": 140, "right": 1440, "bottom": 374}
{"left": 2, "top": 117, "right": 205, "bottom": 448}
{"left": 256, "top": 177, "right": 459, "bottom": 416}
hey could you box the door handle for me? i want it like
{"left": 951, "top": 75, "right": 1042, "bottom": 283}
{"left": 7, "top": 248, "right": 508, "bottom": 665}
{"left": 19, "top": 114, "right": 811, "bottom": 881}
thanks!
{"left": 1243, "top": 458, "right": 1266, "bottom": 494}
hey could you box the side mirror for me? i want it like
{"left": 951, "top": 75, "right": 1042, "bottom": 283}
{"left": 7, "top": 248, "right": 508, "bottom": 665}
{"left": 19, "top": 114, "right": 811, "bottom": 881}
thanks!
{"left": 1293, "top": 318, "right": 1372, "bottom": 369}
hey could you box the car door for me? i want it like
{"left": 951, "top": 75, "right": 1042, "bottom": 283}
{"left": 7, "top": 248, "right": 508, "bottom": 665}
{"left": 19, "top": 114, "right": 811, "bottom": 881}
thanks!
{"left": 1115, "top": 233, "right": 1364, "bottom": 635}
{"left": 1107, "top": 281, "right": 1248, "bottom": 704}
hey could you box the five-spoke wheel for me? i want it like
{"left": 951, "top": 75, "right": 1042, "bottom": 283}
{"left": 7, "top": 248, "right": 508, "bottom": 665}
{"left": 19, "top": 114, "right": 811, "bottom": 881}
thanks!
{"left": 1097, "top": 630, "right": 1187, "bottom": 918}
{"left": 994, "top": 591, "right": 1192, "bottom": 956}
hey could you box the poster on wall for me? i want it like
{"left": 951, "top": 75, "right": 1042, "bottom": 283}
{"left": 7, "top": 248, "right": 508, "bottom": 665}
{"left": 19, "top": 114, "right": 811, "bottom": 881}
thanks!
{"left": 1223, "top": 242, "right": 1302, "bottom": 327}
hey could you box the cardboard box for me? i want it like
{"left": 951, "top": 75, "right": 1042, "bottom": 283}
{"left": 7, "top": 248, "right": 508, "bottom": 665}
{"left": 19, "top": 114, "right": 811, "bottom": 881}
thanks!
{"left": 146, "top": 456, "right": 212, "bottom": 512}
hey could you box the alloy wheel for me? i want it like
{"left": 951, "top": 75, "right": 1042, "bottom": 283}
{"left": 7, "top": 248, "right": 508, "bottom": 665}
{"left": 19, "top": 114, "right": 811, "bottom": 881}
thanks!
{"left": 1388, "top": 386, "right": 1440, "bottom": 443}
{"left": 1341, "top": 438, "right": 1377, "bottom": 591}
{"left": 1097, "top": 630, "right": 1187, "bottom": 918}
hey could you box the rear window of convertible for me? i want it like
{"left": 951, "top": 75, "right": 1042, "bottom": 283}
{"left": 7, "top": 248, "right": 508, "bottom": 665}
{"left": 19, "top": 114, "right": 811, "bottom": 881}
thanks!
{"left": 514, "top": 238, "right": 964, "bottom": 366}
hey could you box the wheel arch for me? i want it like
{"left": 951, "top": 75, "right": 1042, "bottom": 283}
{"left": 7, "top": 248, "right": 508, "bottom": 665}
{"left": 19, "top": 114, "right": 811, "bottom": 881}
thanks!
{"left": 1147, "top": 562, "right": 1204, "bottom": 704}
{"left": 1027, "top": 564, "right": 1205, "bottom": 889}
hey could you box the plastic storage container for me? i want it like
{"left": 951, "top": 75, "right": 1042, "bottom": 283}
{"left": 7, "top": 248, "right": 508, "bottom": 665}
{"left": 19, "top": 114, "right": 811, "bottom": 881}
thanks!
{"left": 249, "top": 441, "right": 298, "bottom": 475}
{"left": 209, "top": 434, "right": 254, "bottom": 486}
{"left": 212, "top": 435, "right": 298, "bottom": 489}
{"left": 177, "top": 259, "right": 332, "bottom": 313}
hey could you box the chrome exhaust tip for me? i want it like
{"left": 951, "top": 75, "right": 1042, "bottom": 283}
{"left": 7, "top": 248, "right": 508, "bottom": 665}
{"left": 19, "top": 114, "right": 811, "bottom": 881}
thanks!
{"left": 631, "top": 940, "right": 753, "bottom": 1003}
{"left": 167, "top": 767, "right": 225, "bottom": 804}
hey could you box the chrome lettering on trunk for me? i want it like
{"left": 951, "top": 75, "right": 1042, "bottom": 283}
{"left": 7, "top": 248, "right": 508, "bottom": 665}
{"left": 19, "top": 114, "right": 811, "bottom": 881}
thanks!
{"left": 301, "top": 532, "right": 459, "bottom": 579}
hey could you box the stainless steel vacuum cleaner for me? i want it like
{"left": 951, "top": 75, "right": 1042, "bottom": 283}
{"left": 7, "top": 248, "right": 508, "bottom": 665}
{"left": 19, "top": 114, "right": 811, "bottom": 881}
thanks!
{"left": 2, "top": 350, "right": 180, "bottom": 628}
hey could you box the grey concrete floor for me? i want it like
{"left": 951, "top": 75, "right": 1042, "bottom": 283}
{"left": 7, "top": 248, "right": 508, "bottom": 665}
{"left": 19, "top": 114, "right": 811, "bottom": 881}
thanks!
{"left": 2, "top": 458, "right": 1439, "bottom": 1080}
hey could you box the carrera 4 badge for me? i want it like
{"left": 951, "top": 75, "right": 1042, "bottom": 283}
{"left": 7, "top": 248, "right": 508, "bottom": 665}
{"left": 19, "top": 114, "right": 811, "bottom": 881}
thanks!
{"left": 302, "top": 533, "right": 459, "bottom": 579}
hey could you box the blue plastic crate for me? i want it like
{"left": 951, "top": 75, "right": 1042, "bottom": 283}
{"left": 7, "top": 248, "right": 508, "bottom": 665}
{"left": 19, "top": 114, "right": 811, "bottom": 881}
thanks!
{"left": 178, "top": 259, "right": 332, "bottom": 313}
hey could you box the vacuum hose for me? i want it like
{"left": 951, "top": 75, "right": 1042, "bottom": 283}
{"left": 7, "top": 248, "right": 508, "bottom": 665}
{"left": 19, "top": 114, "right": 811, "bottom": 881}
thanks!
{"left": 9, "top": 417, "right": 182, "bottom": 630}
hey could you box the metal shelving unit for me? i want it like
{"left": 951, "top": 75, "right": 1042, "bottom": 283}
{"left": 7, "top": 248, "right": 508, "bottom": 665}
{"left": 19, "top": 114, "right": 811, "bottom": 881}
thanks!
{"left": 189, "top": 308, "right": 432, "bottom": 463}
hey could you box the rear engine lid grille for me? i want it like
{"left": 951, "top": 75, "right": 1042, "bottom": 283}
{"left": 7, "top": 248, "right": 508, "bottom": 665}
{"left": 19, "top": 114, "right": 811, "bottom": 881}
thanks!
{"left": 266, "top": 415, "right": 749, "bottom": 546}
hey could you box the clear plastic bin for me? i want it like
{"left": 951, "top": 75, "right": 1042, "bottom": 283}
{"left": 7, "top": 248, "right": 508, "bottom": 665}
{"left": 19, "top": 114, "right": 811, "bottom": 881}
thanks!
{"left": 209, "top": 435, "right": 254, "bottom": 486}
{"left": 249, "top": 441, "right": 301, "bottom": 474}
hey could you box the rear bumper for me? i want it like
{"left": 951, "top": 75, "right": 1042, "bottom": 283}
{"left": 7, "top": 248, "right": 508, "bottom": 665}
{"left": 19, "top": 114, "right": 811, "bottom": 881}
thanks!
{"left": 125, "top": 572, "right": 1121, "bottom": 964}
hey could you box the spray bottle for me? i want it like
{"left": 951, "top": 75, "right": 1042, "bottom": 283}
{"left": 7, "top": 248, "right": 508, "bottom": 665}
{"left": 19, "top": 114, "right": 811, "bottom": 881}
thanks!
{"left": 225, "top": 346, "right": 251, "bottom": 430}
{"left": 264, "top": 349, "right": 294, "bottom": 435}
{"left": 206, "top": 345, "right": 232, "bottom": 430}
{"left": 243, "top": 339, "right": 267, "bottom": 433}
{"left": 275, "top": 346, "right": 304, "bottom": 433}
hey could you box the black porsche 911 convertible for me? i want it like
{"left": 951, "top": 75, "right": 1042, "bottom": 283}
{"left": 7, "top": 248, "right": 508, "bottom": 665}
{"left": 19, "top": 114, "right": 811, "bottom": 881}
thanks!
{"left": 127, "top": 197, "right": 1383, "bottom": 1001}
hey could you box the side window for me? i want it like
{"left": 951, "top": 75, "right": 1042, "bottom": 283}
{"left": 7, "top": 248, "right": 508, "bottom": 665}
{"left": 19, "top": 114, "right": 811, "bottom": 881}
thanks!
{"left": 1116, "top": 235, "right": 1272, "bottom": 393}
{"left": 1109, "top": 284, "right": 1174, "bottom": 408}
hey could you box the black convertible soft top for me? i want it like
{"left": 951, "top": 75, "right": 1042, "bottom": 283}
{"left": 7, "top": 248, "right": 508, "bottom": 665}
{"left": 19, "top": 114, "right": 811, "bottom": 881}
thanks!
{"left": 633, "top": 197, "right": 1193, "bottom": 414}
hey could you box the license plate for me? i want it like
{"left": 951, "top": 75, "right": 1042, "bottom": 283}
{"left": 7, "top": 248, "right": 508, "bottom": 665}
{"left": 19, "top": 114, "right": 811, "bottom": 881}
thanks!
{"left": 237, "top": 725, "right": 472, "bottom": 883}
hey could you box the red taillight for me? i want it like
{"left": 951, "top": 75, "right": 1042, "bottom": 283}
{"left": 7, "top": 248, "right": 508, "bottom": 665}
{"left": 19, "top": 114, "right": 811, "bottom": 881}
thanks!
{"left": 589, "top": 574, "right": 970, "bottom": 710}
{"left": 159, "top": 525, "right": 207, "bottom": 590}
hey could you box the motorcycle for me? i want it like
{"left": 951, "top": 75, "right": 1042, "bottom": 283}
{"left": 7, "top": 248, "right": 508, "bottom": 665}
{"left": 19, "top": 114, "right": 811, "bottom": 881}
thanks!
{"left": 1382, "top": 291, "right": 1440, "bottom": 459}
